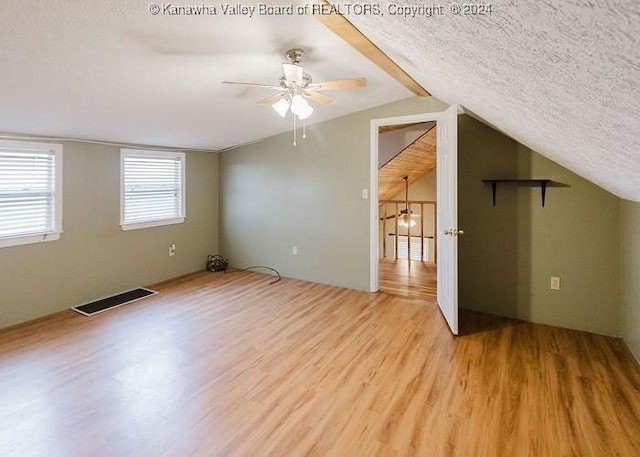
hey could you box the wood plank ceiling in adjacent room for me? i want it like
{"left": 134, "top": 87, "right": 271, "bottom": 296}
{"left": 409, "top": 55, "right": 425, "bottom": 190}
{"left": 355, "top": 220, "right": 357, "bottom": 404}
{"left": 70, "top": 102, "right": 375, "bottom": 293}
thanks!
{"left": 378, "top": 124, "right": 437, "bottom": 200}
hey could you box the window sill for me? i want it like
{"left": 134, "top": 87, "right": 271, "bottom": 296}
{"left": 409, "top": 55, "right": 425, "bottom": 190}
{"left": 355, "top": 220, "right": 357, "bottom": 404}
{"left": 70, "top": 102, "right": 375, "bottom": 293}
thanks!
{"left": 121, "top": 217, "right": 185, "bottom": 231}
{"left": 0, "top": 232, "right": 61, "bottom": 248}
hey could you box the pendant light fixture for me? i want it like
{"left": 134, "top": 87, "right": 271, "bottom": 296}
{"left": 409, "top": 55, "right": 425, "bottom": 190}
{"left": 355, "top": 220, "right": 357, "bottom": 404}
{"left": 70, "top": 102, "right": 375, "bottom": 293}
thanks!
{"left": 398, "top": 175, "right": 417, "bottom": 228}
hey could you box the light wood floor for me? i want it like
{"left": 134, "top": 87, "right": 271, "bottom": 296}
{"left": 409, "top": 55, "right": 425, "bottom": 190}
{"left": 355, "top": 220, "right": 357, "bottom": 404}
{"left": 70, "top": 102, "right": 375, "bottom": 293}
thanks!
{"left": 1, "top": 271, "right": 639, "bottom": 456}
{"left": 379, "top": 258, "right": 437, "bottom": 300}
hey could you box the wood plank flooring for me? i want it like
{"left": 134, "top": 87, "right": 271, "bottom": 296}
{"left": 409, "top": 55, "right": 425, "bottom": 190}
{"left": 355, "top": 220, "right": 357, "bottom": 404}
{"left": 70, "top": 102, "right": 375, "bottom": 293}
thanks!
{"left": 1, "top": 271, "right": 639, "bottom": 456}
{"left": 379, "top": 258, "right": 437, "bottom": 300}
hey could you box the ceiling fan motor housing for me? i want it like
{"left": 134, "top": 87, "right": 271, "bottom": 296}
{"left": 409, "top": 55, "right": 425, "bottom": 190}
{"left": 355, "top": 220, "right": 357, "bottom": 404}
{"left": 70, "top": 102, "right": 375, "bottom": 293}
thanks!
{"left": 286, "top": 48, "right": 305, "bottom": 64}
{"left": 279, "top": 73, "right": 312, "bottom": 89}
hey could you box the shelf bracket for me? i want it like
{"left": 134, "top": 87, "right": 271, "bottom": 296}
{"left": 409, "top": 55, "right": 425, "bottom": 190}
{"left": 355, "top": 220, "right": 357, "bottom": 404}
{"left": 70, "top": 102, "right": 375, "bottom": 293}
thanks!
{"left": 490, "top": 181, "right": 497, "bottom": 206}
{"left": 540, "top": 180, "right": 547, "bottom": 207}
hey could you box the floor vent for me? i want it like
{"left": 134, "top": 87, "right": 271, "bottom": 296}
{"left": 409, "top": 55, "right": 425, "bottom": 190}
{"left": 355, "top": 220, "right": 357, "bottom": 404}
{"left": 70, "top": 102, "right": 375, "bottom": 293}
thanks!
{"left": 71, "top": 288, "right": 157, "bottom": 316}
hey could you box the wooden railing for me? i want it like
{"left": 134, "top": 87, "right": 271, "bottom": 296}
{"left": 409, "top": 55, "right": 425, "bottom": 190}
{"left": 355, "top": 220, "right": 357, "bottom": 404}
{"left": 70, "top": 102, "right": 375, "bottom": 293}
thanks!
{"left": 379, "top": 200, "right": 437, "bottom": 263}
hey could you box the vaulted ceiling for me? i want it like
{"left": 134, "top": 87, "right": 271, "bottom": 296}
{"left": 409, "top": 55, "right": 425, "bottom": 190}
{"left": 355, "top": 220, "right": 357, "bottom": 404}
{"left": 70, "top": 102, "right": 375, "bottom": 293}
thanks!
{"left": 1, "top": 1, "right": 638, "bottom": 201}
{"left": 378, "top": 125, "right": 437, "bottom": 200}
{"left": 0, "top": 0, "right": 411, "bottom": 151}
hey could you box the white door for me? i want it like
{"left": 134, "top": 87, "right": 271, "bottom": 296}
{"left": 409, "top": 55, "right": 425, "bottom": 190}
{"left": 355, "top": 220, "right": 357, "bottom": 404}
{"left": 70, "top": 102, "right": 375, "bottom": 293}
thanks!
{"left": 436, "top": 105, "right": 460, "bottom": 335}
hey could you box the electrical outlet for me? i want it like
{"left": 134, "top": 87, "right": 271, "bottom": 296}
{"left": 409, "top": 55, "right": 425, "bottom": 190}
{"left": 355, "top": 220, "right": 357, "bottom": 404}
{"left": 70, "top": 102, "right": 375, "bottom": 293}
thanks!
{"left": 169, "top": 244, "right": 176, "bottom": 257}
{"left": 550, "top": 276, "right": 560, "bottom": 290}
{"left": 292, "top": 246, "right": 298, "bottom": 256}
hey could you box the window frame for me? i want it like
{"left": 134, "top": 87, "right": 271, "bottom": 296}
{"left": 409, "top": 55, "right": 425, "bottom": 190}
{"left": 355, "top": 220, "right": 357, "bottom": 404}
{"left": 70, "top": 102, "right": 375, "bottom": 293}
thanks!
{"left": 120, "top": 148, "right": 186, "bottom": 231}
{"left": 0, "top": 140, "right": 63, "bottom": 249}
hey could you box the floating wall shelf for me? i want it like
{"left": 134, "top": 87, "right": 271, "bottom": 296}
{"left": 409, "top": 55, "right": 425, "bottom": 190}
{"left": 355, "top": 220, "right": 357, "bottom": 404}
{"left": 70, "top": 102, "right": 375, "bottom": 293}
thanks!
{"left": 482, "top": 179, "right": 552, "bottom": 207}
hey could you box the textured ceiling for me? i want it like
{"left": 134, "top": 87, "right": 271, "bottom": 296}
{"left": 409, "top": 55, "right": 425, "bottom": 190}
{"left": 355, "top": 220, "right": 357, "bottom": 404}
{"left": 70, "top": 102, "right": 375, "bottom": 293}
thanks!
{"left": 346, "top": 0, "right": 640, "bottom": 201}
{"left": 0, "top": 0, "right": 411, "bottom": 151}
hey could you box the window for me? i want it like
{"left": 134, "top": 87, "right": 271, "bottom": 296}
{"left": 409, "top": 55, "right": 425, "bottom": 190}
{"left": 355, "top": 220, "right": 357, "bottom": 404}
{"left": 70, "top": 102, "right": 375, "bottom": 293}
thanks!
{"left": 120, "top": 149, "right": 185, "bottom": 230}
{"left": 0, "top": 140, "right": 63, "bottom": 248}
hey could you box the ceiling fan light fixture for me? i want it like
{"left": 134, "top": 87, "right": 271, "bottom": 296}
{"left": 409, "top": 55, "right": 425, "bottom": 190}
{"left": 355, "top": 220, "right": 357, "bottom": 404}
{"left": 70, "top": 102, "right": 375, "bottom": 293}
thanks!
{"left": 297, "top": 102, "right": 314, "bottom": 120}
{"left": 290, "top": 94, "right": 308, "bottom": 115}
{"left": 283, "top": 63, "right": 303, "bottom": 84}
{"left": 272, "top": 98, "right": 289, "bottom": 117}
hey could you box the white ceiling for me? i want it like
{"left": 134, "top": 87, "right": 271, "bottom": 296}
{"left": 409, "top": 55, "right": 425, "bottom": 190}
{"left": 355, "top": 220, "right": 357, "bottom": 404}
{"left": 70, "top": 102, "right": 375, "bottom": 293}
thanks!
{"left": 0, "top": 0, "right": 411, "bottom": 151}
{"left": 1, "top": 1, "right": 638, "bottom": 201}
{"left": 346, "top": 0, "right": 640, "bottom": 201}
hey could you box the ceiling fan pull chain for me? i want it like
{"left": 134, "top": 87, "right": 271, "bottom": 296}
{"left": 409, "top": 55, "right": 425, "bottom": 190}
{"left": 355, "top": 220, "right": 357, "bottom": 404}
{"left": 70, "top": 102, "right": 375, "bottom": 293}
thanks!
{"left": 303, "top": 118, "right": 306, "bottom": 139}
{"left": 293, "top": 114, "right": 297, "bottom": 146}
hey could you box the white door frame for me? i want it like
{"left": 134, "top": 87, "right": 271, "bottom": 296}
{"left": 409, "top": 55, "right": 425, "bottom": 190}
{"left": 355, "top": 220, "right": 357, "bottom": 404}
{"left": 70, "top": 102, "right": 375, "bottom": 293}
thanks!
{"left": 369, "top": 111, "right": 445, "bottom": 291}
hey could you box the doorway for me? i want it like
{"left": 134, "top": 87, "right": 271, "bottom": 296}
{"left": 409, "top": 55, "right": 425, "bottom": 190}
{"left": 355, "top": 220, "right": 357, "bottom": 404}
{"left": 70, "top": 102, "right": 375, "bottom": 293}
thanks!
{"left": 376, "top": 122, "right": 438, "bottom": 301}
{"left": 369, "top": 106, "right": 460, "bottom": 335}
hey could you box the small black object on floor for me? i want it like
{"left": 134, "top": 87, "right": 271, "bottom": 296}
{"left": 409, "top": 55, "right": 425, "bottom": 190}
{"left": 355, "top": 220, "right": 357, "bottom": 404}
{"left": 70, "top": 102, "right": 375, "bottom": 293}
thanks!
{"left": 207, "top": 254, "right": 228, "bottom": 272}
{"left": 71, "top": 288, "right": 157, "bottom": 316}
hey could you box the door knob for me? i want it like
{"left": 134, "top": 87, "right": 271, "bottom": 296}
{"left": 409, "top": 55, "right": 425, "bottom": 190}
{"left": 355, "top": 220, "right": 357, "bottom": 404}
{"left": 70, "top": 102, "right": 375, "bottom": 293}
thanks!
{"left": 444, "top": 228, "right": 465, "bottom": 237}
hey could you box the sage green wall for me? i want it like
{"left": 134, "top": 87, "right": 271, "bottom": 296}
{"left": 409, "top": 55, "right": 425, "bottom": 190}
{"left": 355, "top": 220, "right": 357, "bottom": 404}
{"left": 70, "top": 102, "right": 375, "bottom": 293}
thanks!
{"left": 221, "top": 106, "right": 624, "bottom": 337}
{"left": 219, "top": 97, "right": 448, "bottom": 290}
{"left": 0, "top": 140, "right": 218, "bottom": 328}
{"left": 458, "top": 115, "right": 620, "bottom": 335}
{"left": 620, "top": 200, "right": 640, "bottom": 360}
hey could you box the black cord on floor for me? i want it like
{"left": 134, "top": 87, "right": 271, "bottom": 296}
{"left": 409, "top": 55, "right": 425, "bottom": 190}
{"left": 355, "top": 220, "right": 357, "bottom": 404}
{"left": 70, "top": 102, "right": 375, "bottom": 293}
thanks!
{"left": 242, "top": 266, "right": 282, "bottom": 285}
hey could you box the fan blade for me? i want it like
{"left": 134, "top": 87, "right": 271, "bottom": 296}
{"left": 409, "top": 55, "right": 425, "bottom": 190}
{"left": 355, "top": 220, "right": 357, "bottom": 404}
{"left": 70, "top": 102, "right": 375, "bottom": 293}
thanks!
{"left": 222, "top": 81, "right": 282, "bottom": 89}
{"left": 282, "top": 63, "right": 304, "bottom": 84}
{"left": 257, "top": 92, "right": 287, "bottom": 105}
{"left": 308, "top": 78, "right": 367, "bottom": 91}
{"left": 304, "top": 91, "right": 335, "bottom": 105}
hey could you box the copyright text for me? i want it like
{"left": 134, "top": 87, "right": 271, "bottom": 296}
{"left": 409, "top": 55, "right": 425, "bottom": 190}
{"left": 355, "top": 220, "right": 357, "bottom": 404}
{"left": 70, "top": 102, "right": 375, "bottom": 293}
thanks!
{"left": 147, "top": 2, "right": 495, "bottom": 18}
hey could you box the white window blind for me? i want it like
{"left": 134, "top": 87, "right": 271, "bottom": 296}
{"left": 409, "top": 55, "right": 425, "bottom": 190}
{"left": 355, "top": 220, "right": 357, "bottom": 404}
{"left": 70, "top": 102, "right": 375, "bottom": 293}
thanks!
{"left": 121, "top": 149, "right": 185, "bottom": 230}
{"left": 396, "top": 235, "right": 429, "bottom": 261}
{"left": 0, "top": 141, "right": 62, "bottom": 248}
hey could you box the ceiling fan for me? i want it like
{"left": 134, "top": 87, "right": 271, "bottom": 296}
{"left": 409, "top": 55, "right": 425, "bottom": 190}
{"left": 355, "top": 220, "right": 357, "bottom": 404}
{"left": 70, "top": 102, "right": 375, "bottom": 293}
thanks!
{"left": 222, "top": 48, "right": 367, "bottom": 121}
